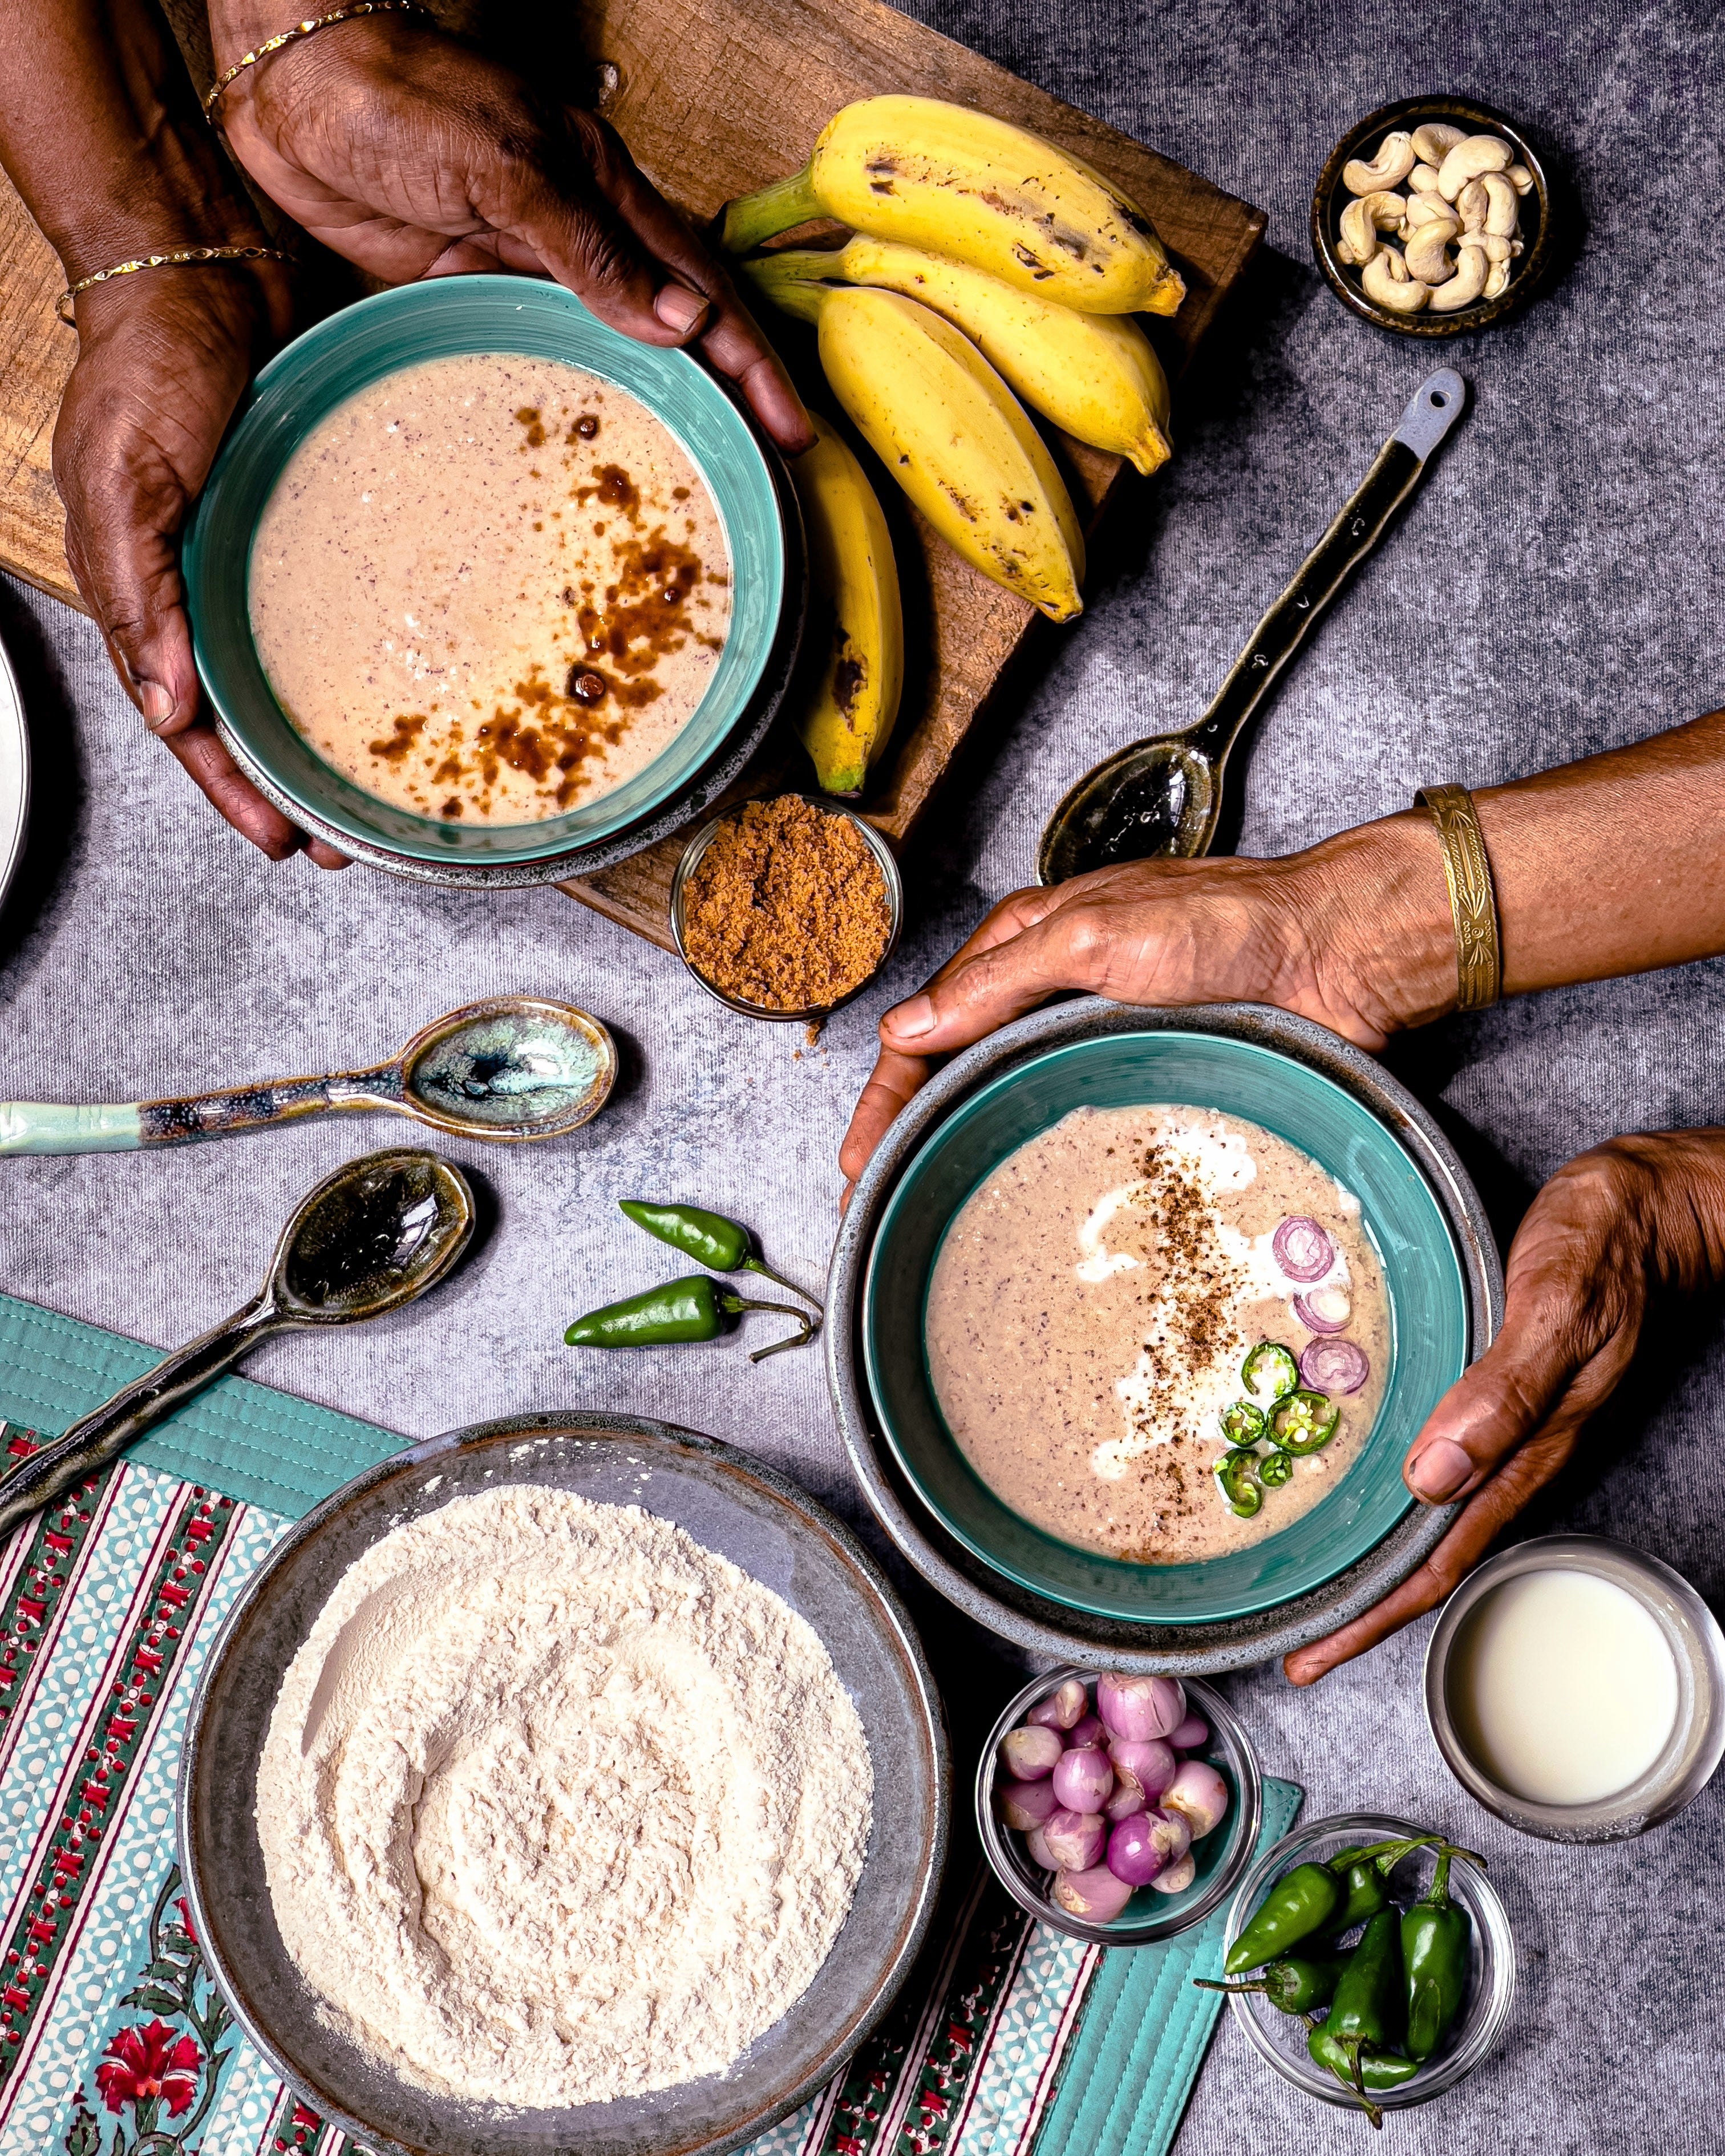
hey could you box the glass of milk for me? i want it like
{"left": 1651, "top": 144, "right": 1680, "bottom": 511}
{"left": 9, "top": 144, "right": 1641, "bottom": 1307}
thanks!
{"left": 1426, "top": 1536, "right": 1725, "bottom": 1841}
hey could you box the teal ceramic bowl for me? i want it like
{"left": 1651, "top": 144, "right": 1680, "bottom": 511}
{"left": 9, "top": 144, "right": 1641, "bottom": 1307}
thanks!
{"left": 184, "top": 277, "right": 803, "bottom": 885}
{"left": 861, "top": 1029, "right": 1471, "bottom": 1628}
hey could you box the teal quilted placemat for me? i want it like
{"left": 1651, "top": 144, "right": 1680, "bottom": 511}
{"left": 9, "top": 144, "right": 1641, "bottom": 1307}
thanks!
{"left": 1031, "top": 1777, "right": 1303, "bottom": 2156}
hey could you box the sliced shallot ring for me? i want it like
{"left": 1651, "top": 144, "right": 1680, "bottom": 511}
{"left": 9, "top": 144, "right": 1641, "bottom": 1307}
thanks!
{"left": 1272, "top": 1215, "right": 1335, "bottom": 1283}
{"left": 1292, "top": 1287, "right": 1351, "bottom": 1334}
{"left": 1298, "top": 1336, "right": 1370, "bottom": 1395}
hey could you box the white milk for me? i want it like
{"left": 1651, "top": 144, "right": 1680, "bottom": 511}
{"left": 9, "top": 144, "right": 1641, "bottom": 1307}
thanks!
{"left": 1449, "top": 1568, "right": 1679, "bottom": 1806}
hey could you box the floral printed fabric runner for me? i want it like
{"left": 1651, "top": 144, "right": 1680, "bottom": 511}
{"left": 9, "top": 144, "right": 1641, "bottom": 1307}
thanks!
{"left": 0, "top": 1421, "right": 1104, "bottom": 2156}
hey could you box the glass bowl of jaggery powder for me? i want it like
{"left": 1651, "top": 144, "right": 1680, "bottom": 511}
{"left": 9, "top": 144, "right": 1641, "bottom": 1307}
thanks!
{"left": 671, "top": 793, "right": 903, "bottom": 1020}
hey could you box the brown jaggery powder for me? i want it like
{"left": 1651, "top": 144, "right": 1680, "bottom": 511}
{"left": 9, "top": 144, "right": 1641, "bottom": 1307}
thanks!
{"left": 681, "top": 795, "right": 893, "bottom": 1012}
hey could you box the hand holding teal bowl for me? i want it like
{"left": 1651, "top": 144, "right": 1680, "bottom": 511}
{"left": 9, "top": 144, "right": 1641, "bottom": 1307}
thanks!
{"left": 184, "top": 275, "right": 803, "bottom": 885}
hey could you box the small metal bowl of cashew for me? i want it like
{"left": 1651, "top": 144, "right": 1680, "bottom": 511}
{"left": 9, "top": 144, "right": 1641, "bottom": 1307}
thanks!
{"left": 1312, "top": 97, "right": 1552, "bottom": 337}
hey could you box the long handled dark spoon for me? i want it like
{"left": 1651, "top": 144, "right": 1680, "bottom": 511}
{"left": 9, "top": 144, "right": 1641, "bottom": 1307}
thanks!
{"left": 1036, "top": 368, "right": 1468, "bottom": 884}
{"left": 0, "top": 1148, "right": 473, "bottom": 1542}
{"left": 0, "top": 996, "right": 616, "bottom": 1155}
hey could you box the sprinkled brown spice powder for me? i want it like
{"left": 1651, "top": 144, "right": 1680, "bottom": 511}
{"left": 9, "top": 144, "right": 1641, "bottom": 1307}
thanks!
{"left": 681, "top": 796, "right": 893, "bottom": 1012}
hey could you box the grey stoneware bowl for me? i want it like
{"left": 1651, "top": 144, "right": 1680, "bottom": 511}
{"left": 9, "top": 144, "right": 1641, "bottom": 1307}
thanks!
{"left": 1312, "top": 96, "right": 1553, "bottom": 338}
{"left": 178, "top": 1412, "right": 949, "bottom": 2156}
{"left": 825, "top": 999, "right": 1503, "bottom": 1674}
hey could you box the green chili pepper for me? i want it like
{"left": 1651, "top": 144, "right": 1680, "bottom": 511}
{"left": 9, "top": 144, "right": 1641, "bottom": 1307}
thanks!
{"left": 1240, "top": 1340, "right": 1299, "bottom": 1403}
{"left": 1403, "top": 1847, "right": 1475, "bottom": 2061}
{"left": 564, "top": 1274, "right": 814, "bottom": 1360}
{"left": 1321, "top": 1910, "right": 1407, "bottom": 2125}
{"left": 1224, "top": 1838, "right": 1440, "bottom": 1976}
{"left": 1306, "top": 2024, "right": 1419, "bottom": 2125}
{"left": 1192, "top": 1955, "right": 1342, "bottom": 2014}
{"left": 1224, "top": 1862, "right": 1342, "bottom": 1974}
{"left": 1257, "top": 1448, "right": 1294, "bottom": 1488}
{"left": 1318, "top": 1857, "right": 1391, "bottom": 1935}
{"left": 1213, "top": 1446, "right": 1262, "bottom": 1517}
{"left": 618, "top": 1201, "right": 822, "bottom": 1311}
{"left": 1268, "top": 1388, "right": 1339, "bottom": 1454}
{"left": 1219, "top": 1399, "right": 1266, "bottom": 1444}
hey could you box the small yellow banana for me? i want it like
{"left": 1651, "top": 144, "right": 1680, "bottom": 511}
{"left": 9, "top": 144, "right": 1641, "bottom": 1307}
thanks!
{"left": 780, "top": 283, "right": 1083, "bottom": 621}
{"left": 789, "top": 415, "right": 904, "bottom": 796}
{"left": 721, "top": 95, "right": 1184, "bottom": 317}
{"left": 747, "top": 240, "right": 1172, "bottom": 476}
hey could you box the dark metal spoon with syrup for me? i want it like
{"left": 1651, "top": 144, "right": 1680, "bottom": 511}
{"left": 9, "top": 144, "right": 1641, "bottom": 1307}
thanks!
{"left": 0, "top": 997, "right": 616, "bottom": 1155}
{"left": 1036, "top": 370, "right": 1469, "bottom": 885}
{"left": 0, "top": 1149, "right": 473, "bottom": 1541}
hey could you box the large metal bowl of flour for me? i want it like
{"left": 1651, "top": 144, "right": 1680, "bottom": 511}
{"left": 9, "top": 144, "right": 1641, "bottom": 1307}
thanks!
{"left": 179, "top": 1413, "right": 949, "bottom": 2156}
{"left": 828, "top": 999, "right": 1503, "bottom": 1673}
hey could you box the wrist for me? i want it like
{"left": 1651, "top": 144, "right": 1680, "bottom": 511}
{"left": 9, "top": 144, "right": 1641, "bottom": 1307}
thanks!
{"left": 44, "top": 128, "right": 268, "bottom": 288}
{"left": 1294, "top": 812, "right": 1460, "bottom": 1037}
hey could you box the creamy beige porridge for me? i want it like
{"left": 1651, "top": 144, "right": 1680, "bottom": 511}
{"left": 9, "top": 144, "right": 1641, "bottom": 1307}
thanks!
{"left": 248, "top": 352, "right": 731, "bottom": 824}
{"left": 925, "top": 1105, "right": 1392, "bottom": 1564}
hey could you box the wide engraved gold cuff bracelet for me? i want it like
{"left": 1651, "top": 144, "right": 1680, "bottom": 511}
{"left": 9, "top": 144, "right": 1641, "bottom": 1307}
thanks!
{"left": 1416, "top": 784, "right": 1502, "bottom": 1012}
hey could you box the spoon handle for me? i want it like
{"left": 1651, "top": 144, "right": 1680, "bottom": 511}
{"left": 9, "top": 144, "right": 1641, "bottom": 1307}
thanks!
{"left": 0, "top": 1064, "right": 404, "bottom": 1154}
{"left": 1183, "top": 370, "right": 1468, "bottom": 776}
{"left": 0, "top": 1299, "right": 278, "bottom": 1542}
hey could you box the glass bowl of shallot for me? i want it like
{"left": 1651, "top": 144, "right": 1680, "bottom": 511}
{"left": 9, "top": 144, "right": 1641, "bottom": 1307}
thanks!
{"left": 976, "top": 1668, "right": 1262, "bottom": 1945}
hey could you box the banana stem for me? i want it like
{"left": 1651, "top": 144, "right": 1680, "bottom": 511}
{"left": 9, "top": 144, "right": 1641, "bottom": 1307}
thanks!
{"left": 719, "top": 165, "right": 824, "bottom": 254}
{"left": 739, "top": 252, "right": 834, "bottom": 325}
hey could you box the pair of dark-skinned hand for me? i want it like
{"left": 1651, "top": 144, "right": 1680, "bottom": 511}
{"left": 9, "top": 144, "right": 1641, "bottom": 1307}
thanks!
{"left": 54, "top": 10, "right": 808, "bottom": 864}
{"left": 837, "top": 842, "right": 1725, "bottom": 1683}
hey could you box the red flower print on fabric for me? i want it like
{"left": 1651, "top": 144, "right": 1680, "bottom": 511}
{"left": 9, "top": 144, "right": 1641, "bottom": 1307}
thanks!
{"left": 94, "top": 2019, "right": 202, "bottom": 2116}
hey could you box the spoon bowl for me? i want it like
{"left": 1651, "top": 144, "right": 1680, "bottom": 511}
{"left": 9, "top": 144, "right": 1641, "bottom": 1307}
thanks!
{"left": 1038, "top": 738, "right": 1219, "bottom": 884}
{"left": 273, "top": 1150, "right": 475, "bottom": 1320}
{"left": 397, "top": 998, "right": 618, "bottom": 1141}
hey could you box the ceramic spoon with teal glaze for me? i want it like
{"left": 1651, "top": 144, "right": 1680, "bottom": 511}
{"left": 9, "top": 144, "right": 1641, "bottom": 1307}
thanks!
{"left": 0, "top": 1148, "right": 473, "bottom": 1541}
{"left": 0, "top": 995, "right": 617, "bottom": 1154}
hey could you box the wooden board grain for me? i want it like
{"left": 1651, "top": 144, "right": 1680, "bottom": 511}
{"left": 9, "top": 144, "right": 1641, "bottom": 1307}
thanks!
{"left": 0, "top": 0, "right": 1263, "bottom": 946}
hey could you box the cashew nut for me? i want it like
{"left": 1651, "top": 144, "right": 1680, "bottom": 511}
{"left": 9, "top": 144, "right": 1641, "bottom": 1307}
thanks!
{"left": 1507, "top": 162, "right": 1534, "bottom": 195}
{"left": 1408, "top": 162, "right": 1442, "bottom": 194}
{"left": 1473, "top": 230, "right": 1520, "bottom": 263}
{"left": 1483, "top": 257, "right": 1511, "bottom": 300}
{"left": 1453, "top": 178, "right": 1489, "bottom": 234}
{"left": 1427, "top": 240, "right": 1489, "bottom": 311}
{"left": 1343, "top": 130, "right": 1416, "bottom": 194}
{"left": 1410, "top": 121, "right": 1468, "bottom": 164}
{"left": 1403, "top": 217, "right": 1460, "bottom": 283}
{"left": 1338, "top": 191, "right": 1407, "bottom": 265}
{"left": 1437, "top": 134, "right": 1513, "bottom": 201}
{"left": 1360, "top": 245, "right": 1430, "bottom": 313}
{"left": 1402, "top": 192, "right": 1457, "bottom": 230}
{"left": 1480, "top": 171, "right": 1519, "bottom": 237}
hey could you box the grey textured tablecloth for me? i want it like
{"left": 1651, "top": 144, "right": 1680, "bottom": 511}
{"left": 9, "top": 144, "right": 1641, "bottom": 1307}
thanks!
{"left": 2, "top": 2, "right": 1722, "bottom": 2146}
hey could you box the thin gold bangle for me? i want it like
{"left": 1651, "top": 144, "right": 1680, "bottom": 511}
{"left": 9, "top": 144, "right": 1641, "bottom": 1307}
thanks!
{"left": 203, "top": 0, "right": 433, "bottom": 123}
{"left": 56, "top": 244, "right": 294, "bottom": 327}
{"left": 1416, "top": 784, "right": 1502, "bottom": 1012}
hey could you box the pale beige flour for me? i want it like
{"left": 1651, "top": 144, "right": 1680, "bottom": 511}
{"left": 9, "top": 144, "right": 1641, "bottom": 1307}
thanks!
{"left": 255, "top": 1486, "right": 873, "bottom": 2108}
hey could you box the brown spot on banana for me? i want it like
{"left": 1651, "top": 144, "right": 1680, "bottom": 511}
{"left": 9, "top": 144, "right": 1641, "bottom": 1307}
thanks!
{"left": 832, "top": 646, "right": 866, "bottom": 716}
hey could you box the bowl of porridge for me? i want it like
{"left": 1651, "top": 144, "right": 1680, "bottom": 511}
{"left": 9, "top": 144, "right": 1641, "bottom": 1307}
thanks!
{"left": 183, "top": 276, "right": 803, "bottom": 884}
{"left": 828, "top": 999, "right": 1501, "bottom": 1668}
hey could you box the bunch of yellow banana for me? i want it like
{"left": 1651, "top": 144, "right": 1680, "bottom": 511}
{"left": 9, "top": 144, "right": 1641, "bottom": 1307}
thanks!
{"left": 788, "top": 416, "right": 904, "bottom": 795}
{"left": 746, "top": 240, "right": 1172, "bottom": 476}
{"left": 775, "top": 279, "right": 1084, "bottom": 624}
{"left": 722, "top": 95, "right": 1185, "bottom": 317}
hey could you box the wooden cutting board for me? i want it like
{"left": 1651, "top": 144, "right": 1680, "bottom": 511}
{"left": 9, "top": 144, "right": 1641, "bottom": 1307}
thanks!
{"left": 0, "top": 0, "right": 1263, "bottom": 948}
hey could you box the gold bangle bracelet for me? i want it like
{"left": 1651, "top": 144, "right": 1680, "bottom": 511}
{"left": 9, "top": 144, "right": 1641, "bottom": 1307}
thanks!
{"left": 56, "top": 243, "right": 294, "bottom": 326}
{"left": 1416, "top": 784, "right": 1502, "bottom": 1012}
{"left": 203, "top": 0, "right": 433, "bottom": 122}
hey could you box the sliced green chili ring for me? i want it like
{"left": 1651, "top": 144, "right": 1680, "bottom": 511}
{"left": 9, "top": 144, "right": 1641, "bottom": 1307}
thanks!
{"left": 1219, "top": 1399, "right": 1267, "bottom": 1445}
{"left": 1214, "top": 1446, "right": 1262, "bottom": 1517}
{"left": 1258, "top": 1448, "right": 1294, "bottom": 1488}
{"left": 1241, "top": 1340, "right": 1299, "bottom": 1404}
{"left": 1269, "top": 1388, "right": 1340, "bottom": 1455}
